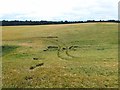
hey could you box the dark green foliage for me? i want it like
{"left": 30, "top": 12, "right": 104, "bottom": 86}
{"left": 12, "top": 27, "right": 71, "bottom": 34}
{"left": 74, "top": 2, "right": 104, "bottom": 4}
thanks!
{"left": 2, "top": 45, "right": 19, "bottom": 56}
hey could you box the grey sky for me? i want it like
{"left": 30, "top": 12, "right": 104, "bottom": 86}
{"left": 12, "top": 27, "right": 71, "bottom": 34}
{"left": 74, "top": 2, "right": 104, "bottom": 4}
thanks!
{"left": 0, "top": 0, "right": 119, "bottom": 21}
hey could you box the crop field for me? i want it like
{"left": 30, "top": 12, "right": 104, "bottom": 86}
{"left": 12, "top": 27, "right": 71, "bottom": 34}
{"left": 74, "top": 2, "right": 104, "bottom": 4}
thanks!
{"left": 1, "top": 23, "right": 118, "bottom": 88}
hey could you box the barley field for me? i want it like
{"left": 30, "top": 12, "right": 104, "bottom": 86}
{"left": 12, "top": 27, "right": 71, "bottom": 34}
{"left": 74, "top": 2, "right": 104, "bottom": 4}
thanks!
{"left": 1, "top": 23, "right": 118, "bottom": 88}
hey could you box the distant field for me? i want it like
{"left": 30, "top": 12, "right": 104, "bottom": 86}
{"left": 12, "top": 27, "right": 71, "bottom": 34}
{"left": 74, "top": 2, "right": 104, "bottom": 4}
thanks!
{"left": 2, "top": 23, "right": 118, "bottom": 88}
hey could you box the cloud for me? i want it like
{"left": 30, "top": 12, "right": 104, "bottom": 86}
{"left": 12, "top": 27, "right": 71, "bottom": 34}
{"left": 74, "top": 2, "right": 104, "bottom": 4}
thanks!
{"left": 0, "top": 0, "right": 119, "bottom": 21}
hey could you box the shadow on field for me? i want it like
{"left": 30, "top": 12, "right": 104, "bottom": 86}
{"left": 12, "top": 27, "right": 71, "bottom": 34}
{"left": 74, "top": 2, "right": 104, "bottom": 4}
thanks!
{"left": 2, "top": 45, "right": 19, "bottom": 56}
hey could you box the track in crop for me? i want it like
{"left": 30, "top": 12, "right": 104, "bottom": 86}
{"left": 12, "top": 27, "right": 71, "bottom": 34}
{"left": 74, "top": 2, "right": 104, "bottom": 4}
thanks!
{"left": 42, "top": 38, "right": 79, "bottom": 60}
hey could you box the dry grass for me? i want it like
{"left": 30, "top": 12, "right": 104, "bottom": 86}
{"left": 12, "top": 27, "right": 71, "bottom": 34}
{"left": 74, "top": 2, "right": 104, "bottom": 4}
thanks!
{"left": 2, "top": 23, "right": 118, "bottom": 88}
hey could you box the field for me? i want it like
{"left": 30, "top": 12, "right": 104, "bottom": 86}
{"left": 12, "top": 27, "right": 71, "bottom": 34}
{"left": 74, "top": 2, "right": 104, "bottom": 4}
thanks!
{"left": 2, "top": 23, "right": 118, "bottom": 88}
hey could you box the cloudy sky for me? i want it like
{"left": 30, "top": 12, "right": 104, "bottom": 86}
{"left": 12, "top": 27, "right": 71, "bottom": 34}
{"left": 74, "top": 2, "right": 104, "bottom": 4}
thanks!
{"left": 0, "top": 0, "right": 119, "bottom": 21}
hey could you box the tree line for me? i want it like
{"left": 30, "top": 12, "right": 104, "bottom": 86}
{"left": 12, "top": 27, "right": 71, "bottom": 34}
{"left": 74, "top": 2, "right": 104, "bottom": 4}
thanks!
{"left": 0, "top": 20, "right": 119, "bottom": 26}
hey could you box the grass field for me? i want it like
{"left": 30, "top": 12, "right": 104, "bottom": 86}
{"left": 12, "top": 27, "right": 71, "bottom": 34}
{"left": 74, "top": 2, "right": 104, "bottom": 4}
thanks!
{"left": 1, "top": 23, "right": 118, "bottom": 88}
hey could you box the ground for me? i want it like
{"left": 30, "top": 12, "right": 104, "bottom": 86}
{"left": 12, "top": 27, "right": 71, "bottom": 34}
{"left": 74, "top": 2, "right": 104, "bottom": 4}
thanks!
{"left": 1, "top": 23, "right": 118, "bottom": 88}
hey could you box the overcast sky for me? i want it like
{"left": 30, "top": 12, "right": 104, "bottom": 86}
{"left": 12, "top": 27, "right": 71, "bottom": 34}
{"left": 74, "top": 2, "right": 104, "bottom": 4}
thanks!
{"left": 0, "top": 0, "right": 119, "bottom": 21}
